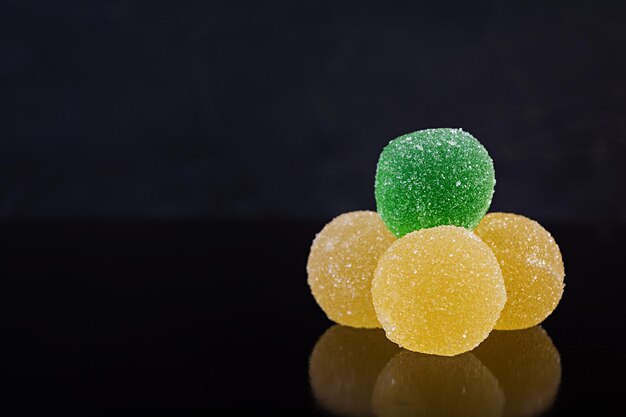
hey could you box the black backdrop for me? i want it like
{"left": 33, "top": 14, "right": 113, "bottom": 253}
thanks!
{"left": 2, "top": 0, "right": 626, "bottom": 224}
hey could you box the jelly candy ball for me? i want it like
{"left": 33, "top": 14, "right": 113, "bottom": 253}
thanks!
{"left": 473, "top": 327, "right": 561, "bottom": 417}
{"left": 371, "top": 226, "right": 506, "bottom": 356}
{"left": 375, "top": 128, "right": 495, "bottom": 237}
{"left": 474, "top": 213, "right": 565, "bottom": 330}
{"left": 307, "top": 211, "right": 397, "bottom": 328}
{"left": 372, "top": 351, "right": 504, "bottom": 417}
{"left": 309, "top": 325, "right": 401, "bottom": 416}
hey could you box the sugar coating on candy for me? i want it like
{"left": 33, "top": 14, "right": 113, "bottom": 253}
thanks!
{"left": 473, "top": 327, "right": 561, "bottom": 417}
{"left": 474, "top": 213, "right": 565, "bottom": 330}
{"left": 372, "top": 226, "right": 506, "bottom": 356}
{"left": 372, "top": 351, "right": 504, "bottom": 417}
{"left": 307, "top": 211, "right": 397, "bottom": 328}
{"left": 375, "top": 128, "right": 495, "bottom": 237}
{"left": 309, "top": 325, "right": 401, "bottom": 416}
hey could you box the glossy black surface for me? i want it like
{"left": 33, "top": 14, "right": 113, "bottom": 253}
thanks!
{"left": 0, "top": 220, "right": 623, "bottom": 415}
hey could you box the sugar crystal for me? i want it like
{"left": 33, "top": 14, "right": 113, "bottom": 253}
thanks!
{"left": 371, "top": 226, "right": 506, "bottom": 356}
{"left": 307, "top": 211, "right": 396, "bottom": 328}
{"left": 474, "top": 213, "right": 565, "bottom": 330}
{"left": 375, "top": 128, "right": 495, "bottom": 237}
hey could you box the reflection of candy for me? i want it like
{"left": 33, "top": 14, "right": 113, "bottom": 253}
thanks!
{"left": 372, "top": 226, "right": 506, "bottom": 356}
{"left": 375, "top": 128, "right": 495, "bottom": 237}
{"left": 474, "top": 213, "right": 565, "bottom": 330}
{"left": 473, "top": 327, "right": 561, "bottom": 417}
{"left": 307, "top": 211, "right": 396, "bottom": 328}
{"left": 372, "top": 351, "right": 504, "bottom": 417}
{"left": 309, "top": 325, "right": 401, "bottom": 417}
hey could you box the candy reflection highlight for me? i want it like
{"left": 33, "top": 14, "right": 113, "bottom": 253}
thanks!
{"left": 372, "top": 351, "right": 504, "bottom": 417}
{"left": 309, "top": 325, "right": 561, "bottom": 417}
{"left": 473, "top": 326, "right": 561, "bottom": 417}
{"left": 309, "top": 325, "right": 401, "bottom": 416}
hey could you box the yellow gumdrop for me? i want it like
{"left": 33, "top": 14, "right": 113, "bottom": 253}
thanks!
{"left": 309, "top": 325, "right": 401, "bottom": 416}
{"left": 307, "top": 211, "right": 397, "bottom": 328}
{"left": 473, "top": 327, "right": 561, "bottom": 417}
{"left": 372, "top": 226, "right": 506, "bottom": 356}
{"left": 372, "top": 351, "right": 504, "bottom": 417}
{"left": 474, "top": 213, "right": 565, "bottom": 330}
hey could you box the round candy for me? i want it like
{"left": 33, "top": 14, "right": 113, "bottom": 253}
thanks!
{"left": 473, "top": 327, "right": 561, "bottom": 417}
{"left": 474, "top": 213, "right": 565, "bottom": 330}
{"left": 375, "top": 128, "right": 495, "bottom": 237}
{"left": 307, "top": 211, "right": 397, "bottom": 328}
{"left": 372, "top": 351, "right": 504, "bottom": 417}
{"left": 309, "top": 325, "right": 401, "bottom": 416}
{"left": 372, "top": 226, "right": 506, "bottom": 356}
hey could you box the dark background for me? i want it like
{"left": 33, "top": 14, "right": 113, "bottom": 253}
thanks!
{"left": 1, "top": 1, "right": 625, "bottom": 415}
{"left": 2, "top": 0, "right": 626, "bottom": 224}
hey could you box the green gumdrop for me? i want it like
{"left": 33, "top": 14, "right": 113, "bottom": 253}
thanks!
{"left": 375, "top": 128, "right": 495, "bottom": 237}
